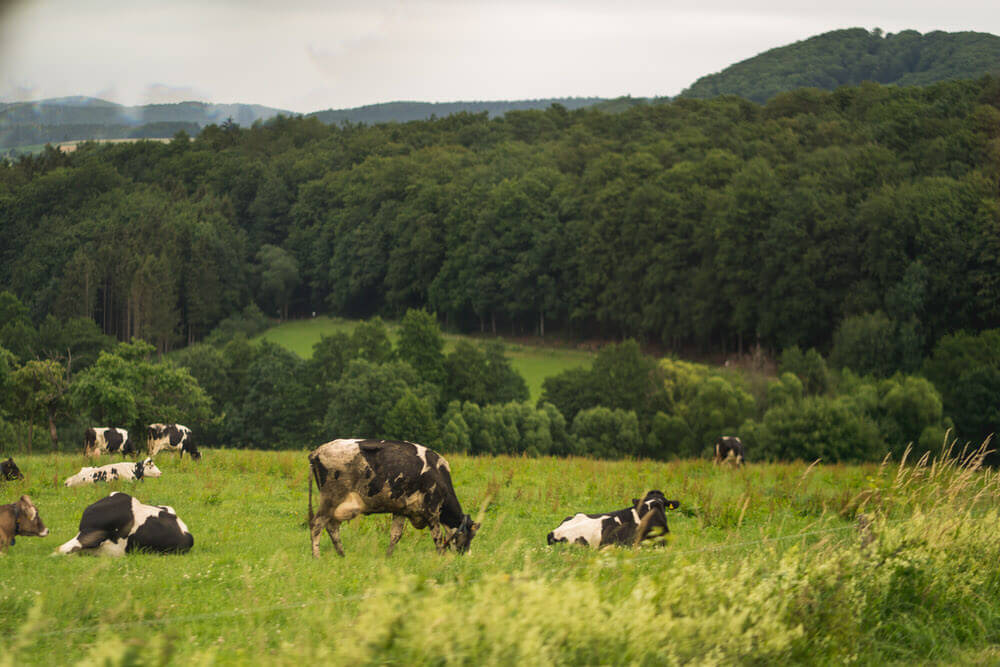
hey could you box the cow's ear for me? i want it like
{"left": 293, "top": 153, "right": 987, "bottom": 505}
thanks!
{"left": 471, "top": 522, "right": 481, "bottom": 534}
{"left": 667, "top": 500, "right": 680, "bottom": 510}
{"left": 631, "top": 498, "right": 640, "bottom": 506}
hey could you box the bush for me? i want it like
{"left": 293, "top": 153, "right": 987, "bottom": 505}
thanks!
{"left": 571, "top": 407, "right": 642, "bottom": 459}
{"left": 742, "top": 395, "right": 882, "bottom": 463}
{"left": 829, "top": 311, "right": 897, "bottom": 377}
{"left": 778, "top": 346, "right": 829, "bottom": 394}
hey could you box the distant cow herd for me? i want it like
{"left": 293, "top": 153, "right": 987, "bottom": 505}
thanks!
{"left": 2, "top": 428, "right": 747, "bottom": 557}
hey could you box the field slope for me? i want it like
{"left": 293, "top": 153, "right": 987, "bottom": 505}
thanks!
{"left": 254, "top": 316, "right": 595, "bottom": 401}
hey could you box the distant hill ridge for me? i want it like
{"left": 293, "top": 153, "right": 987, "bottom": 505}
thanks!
{"left": 681, "top": 28, "right": 1000, "bottom": 103}
{"left": 307, "top": 98, "right": 610, "bottom": 124}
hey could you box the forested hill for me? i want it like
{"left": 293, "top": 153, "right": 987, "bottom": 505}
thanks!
{"left": 681, "top": 28, "right": 1000, "bottom": 103}
{"left": 308, "top": 98, "right": 610, "bottom": 124}
{"left": 1, "top": 77, "right": 999, "bottom": 370}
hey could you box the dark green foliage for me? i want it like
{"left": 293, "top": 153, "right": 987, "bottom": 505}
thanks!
{"left": 4, "top": 78, "right": 1000, "bottom": 360}
{"left": 396, "top": 309, "right": 446, "bottom": 387}
{"left": 323, "top": 359, "right": 437, "bottom": 441}
{"left": 226, "top": 342, "right": 311, "bottom": 448}
{"left": 443, "top": 340, "right": 528, "bottom": 407}
{"left": 741, "top": 396, "right": 882, "bottom": 463}
{"left": 682, "top": 28, "right": 1000, "bottom": 103}
{"left": 571, "top": 407, "right": 642, "bottom": 459}
{"left": 923, "top": 330, "right": 1000, "bottom": 445}
{"left": 439, "top": 400, "right": 569, "bottom": 456}
{"left": 779, "top": 346, "right": 829, "bottom": 395}
{"left": 830, "top": 312, "right": 898, "bottom": 378}
{"left": 540, "top": 341, "right": 667, "bottom": 428}
{"left": 350, "top": 317, "right": 395, "bottom": 365}
{"left": 70, "top": 340, "right": 211, "bottom": 440}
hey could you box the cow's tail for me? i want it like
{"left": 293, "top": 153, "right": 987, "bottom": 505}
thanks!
{"left": 308, "top": 460, "right": 314, "bottom": 527}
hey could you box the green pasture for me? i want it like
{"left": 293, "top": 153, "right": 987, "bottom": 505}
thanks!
{"left": 3, "top": 446, "right": 1000, "bottom": 664}
{"left": 254, "top": 316, "right": 595, "bottom": 401}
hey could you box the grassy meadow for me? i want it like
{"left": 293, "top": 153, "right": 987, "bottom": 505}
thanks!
{"left": 254, "top": 316, "right": 595, "bottom": 401}
{"left": 3, "top": 444, "right": 1000, "bottom": 664}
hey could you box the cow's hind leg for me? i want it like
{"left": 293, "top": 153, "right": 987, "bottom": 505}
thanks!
{"left": 386, "top": 515, "right": 406, "bottom": 556}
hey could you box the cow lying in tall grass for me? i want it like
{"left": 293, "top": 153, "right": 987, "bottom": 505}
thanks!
{"left": 547, "top": 490, "right": 679, "bottom": 548}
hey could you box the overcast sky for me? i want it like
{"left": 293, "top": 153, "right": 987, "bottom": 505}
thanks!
{"left": 1, "top": 0, "right": 997, "bottom": 113}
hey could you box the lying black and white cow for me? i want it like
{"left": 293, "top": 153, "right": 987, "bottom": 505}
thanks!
{"left": 309, "top": 438, "right": 481, "bottom": 558}
{"left": 57, "top": 492, "right": 193, "bottom": 556}
{"left": 714, "top": 436, "right": 745, "bottom": 467}
{"left": 64, "top": 458, "right": 162, "bottom": 487}
{"left": 547, "top": 490, "right": 680, "bottom": 548}
{"left": 84, "top": 427, "right": 134, "bottom": 457}
{"left": 147, "top": 423, "right": 200, "bottom": 459}
{"left": 0, "top": 495, "right": 48, "bottom": 553}
{"left": 1, "top": 457, "right": 24, "bottom": 481}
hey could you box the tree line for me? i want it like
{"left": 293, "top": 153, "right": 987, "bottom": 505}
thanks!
{"left": 1, "top": 297, "right": 995, "bottom": 461}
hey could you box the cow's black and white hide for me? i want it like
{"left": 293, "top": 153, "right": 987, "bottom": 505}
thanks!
{"left": 64, "top": 458, "right": 162, "bottom": 487}
{"left": 57, "top": 492, "right": 193, "bottom": 556}
{"left": 547, "top": 490, "right": 680, "bottom": 548}
{"left": 1, "top": 457, "right": 23, "bottom": 481}
{"left": 83, "top": 427, "right": 133, "bottom": 457}
{"left": 714, "top": 436, "right": 745, "bottom": 467}
{"left": 308, "top": 438, "right": 480, "bottom": 558}
{"left": 147, "top": 423, "right": 200, "bottom": 459}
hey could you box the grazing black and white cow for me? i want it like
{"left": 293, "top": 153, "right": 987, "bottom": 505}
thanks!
{"left": 83, "top": 427, "right": 134, "bottom": 457}
{"left": 1, "top": 457, "right": 24, "bottom": 481}
{"left": 714, "top": 436, "right": 745, "bottom": 467}
{"left": 64, "top": 458, "right": 162, "bottom": 487}
{"left": 57, "top": 492, "right": 193, "bottom": 556}
{"left": 547, "top": 490, "right": 680, "bottom": 548}
{"left": 147, "top": 423, "right": 200, "bottom": 459}
{"left": 308, "top": 438, "right": 481, "bottom": 558}
{"left": 0, "top": 495, "right": 48, "bottom": 553}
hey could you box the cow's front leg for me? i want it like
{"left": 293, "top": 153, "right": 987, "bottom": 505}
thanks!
{"left": 430, "top": 522, "right": 448, "bottom": 554}
{"left": 310, "top": 514, "right": 328, "bottom": 558}
{"left": 325, "top": 522, "right": 345, "bottom": 557}
{"left": 386, "top": 515, "right": 406, "bottom": 556}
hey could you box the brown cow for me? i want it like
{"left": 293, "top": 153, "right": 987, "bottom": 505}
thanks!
{"left": 0, "top": 495, "right": 49, "bottom": 553}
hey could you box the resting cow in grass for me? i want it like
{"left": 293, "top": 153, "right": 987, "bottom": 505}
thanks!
{"left": 547, "top": 490, "right": 679, "bottom": 548}
{"left": 57, "top": 492, "right": 193, "bottom": 556}
{"left": 309, "top": 438, "right": 480, "bottom": 558}
{"left": 1, "top": 457, "right": 24, "bottom": 481}
{"left": 714, "top": 436, "right": 745, "bottom": 467}
{"left": 64, "top": 458, "right": 162, "bottom": 487}
{"left": 147, "top": 423, "right": 200, "bottom": 459}
{"left": 83, "top": 427, "right": 134, "bottom": 457}
{"left": 0, "top": 495, "right": 48, "bottom": 553}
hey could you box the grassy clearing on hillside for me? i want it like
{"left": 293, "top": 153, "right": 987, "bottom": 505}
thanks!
{"left": 254, "top": 316, "right": 595, "bottom": 401}
{"left": 3, "top": 442, "right": 1000, "bottom": 664}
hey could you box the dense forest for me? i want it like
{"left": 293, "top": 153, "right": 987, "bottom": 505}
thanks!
{"left": 2, "top": 76, "right": 998, "bottom": 356}
{"left": 1, "top": 75, "right": 999, "bottom": 459}
{"left": 682, "top": 28, "right": 1000, "bottom": 103}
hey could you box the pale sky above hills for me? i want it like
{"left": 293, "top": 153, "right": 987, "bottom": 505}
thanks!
{"left": 0, "top": 0, "right": 997, "bottom": 113}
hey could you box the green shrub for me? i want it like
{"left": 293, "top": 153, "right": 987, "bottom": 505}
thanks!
{"left": 571, "top": 406, "right": 641, "bottom": 459}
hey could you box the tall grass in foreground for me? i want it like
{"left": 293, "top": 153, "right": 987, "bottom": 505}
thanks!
{"left": 2, "top": 440, "right": 999, "bottom": 665}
